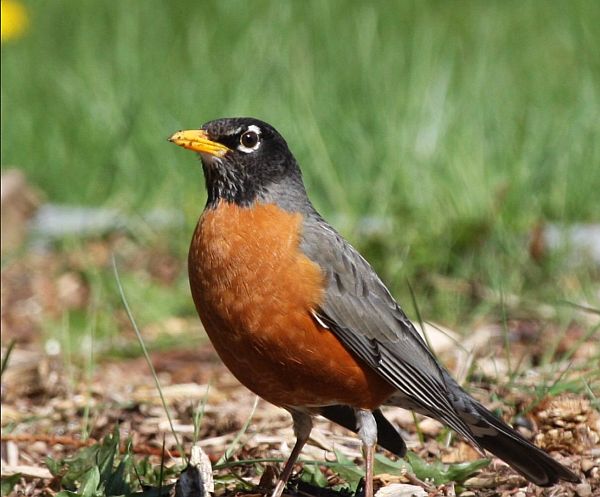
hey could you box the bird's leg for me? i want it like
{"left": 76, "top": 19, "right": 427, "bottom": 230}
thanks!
{"left": 271, "top": 410, "right": 313, "bottom": 497}
{"left": 355, "top": 409, "right": 377, "bottom": 497}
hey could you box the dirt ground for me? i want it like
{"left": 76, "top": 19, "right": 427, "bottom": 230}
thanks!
{"left": 1, "top": 237, "right": 599, "bottom": 497}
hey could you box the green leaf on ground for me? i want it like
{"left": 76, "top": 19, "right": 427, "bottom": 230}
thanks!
{"left": 373, "top": 453, "right": 412, "bottom": 475}
{"left": 406, "top": 452, "right": 489, "bottom": 484}
{"left": 79, "top": 467, "right": 100, "bottom": 497}
{"left": 331, "top": 449, "right": 365, "bottom": 491}
{"left": 1, "top": 474, "right": 21, "bottom": 497}
{"left": 329, "top": 449, "right": 487, "bottom": 489}
{"left": 300, "top": 463, "right": 329, "bottom": 488}
{"left": 96, "top": 428, "right": 119, "bottom": 486}
{"left": 44, "top": 428, "right": 153, "bottom": 496}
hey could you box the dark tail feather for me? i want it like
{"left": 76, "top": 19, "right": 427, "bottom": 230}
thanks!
{"left": 318, "top": 405, "right": 406, "bottom": 457}
{"left": 469, "top": 401, "right": 580, "bottom": 486}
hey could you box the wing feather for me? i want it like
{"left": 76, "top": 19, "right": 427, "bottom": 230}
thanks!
{"left": 301, "top": 215, "right": 476, "bottom": 442}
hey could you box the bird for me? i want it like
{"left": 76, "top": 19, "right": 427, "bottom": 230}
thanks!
{"left": 168, "top": 117, "right": 580, "bottom": 497}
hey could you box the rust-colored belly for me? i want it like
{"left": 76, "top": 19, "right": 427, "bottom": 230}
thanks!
{"left": 188, "top": 201, "right": 394, "bottom": 410}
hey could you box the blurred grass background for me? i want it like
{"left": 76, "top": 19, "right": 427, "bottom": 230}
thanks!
{"left": 2, "top": 0, "right": 599, "bottom": 334}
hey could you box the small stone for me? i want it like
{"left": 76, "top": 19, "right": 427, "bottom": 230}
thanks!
{"left": 375, "top": 483, "right": 427, "bottom": 497}
{"left": 513, "top": 415, "right": 533, "bottom": 431}
{"left": 31, "top": 441, "right": 48, "bottom": 453}
{"left": 516, "top": 426, "right": 533, "bottom": 439}
{"left": 514, "top": 492, "right": 526, "bottom": 497}
{"left": 575, "top": 482, "right": 592, "bottom": 497}
{"left": 57, "top": 271, "right": 89, "bottom": 309}
{"left": 463, "top": 476, "right": 495, "bottom": 489}
{"left": 418, "top": 418, "right": 443, "bottom": 436}
{"left": 580, "top": 459, "right": 595, "bottom": 473}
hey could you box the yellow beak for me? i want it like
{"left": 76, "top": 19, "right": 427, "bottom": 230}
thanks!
{"left": 168, "top": 129, "right": 230, "bottom": 157}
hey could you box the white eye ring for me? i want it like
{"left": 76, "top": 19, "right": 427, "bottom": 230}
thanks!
{"left": 237, "top": 125, "right": 262, "bottom": 153}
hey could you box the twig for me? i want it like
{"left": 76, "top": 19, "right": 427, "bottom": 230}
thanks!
{"left": 0, "top": 339, "right": 17, "bottom": 379}
{"left": 1, "top": 433, "right": 97, "bottom": 449}
{"left": 0, "top": 433, "right": 192, "bottom": 459}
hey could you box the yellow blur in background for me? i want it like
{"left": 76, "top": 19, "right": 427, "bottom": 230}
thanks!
{"left": 1, "top": 0, "right": 29, "bottom": 42}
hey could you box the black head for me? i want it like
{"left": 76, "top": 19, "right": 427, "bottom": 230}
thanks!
{"left": 169, "top": 117, "right": 307, "bottom": 209}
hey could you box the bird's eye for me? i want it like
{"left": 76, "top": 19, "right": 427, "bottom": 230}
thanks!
{"left": 240, "top": 131, "right": 259, "bottom": 149}
{"left": 236, "top": 125, "right": 262, "bottom": 153}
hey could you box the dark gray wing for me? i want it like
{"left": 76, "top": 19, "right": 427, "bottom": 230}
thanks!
{"left": 300, "top": 214, "right": 581, "bottom": 485}
{"left": 300, "top": 214, "right": 478, "bottom": 445}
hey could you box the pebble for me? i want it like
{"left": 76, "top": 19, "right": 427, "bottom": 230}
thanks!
{"left": 418, "top": 418, "right": 443, "bottom": 436}
{"left": 516, "top": 426, "right": 533, "bottom": 439}
{"left": 580, "top": 459, "right": 595, "bottom": 472}
{"left": 31, "top": 441, "right": 48, "bottom": 453}
{"left": 575, "top": 482, "right": 592, "bottom": 497}
{"left": 375, "top": 483, "right": 427, "bottom": 497}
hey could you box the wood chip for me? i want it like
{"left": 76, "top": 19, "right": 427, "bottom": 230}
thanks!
{"left": 1, "top": 464, "right": 53, "bottom": 480}
{"left": 375, "top": 483, "right": 427, "bottom": 497}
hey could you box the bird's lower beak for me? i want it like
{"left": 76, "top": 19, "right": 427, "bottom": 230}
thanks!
{"left": 168, "top": 129, "right": 230, "bottom": 157}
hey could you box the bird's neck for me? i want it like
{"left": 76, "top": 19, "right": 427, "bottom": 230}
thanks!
{"left": 203, "top": 162, "right": 258, "bottom": 208}
{"left": 203, "top": 164, "right": 314, "bottom": 214}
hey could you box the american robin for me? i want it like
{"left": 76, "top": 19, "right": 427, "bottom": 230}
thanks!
{"left": 168, "top": 118, "right": 579, "bottom": 496}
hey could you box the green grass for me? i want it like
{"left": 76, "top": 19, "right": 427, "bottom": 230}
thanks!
{"left": 33, "top": 427, "right": 487, "bottom": 497}
{"left": 2, "top": 0, "right": 599, "bottom": 328}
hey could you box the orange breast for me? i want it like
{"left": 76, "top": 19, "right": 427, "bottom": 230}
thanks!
{"left": 188, "top": 201, "right": 394, "bottom": 410}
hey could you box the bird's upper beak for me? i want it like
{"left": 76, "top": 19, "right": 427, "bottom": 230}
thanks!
{"left": 168, "top": 129, "right": 230, "bottom": 157}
